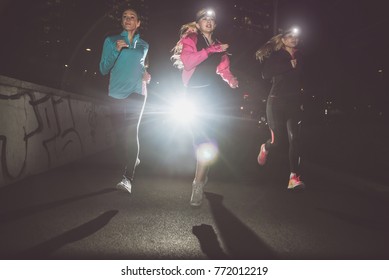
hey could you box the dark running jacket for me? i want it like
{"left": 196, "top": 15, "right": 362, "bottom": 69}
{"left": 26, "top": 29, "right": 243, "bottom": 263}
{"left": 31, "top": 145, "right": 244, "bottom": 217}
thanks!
{"left": 262, "top": 48, "right": 303, "bottom": 99}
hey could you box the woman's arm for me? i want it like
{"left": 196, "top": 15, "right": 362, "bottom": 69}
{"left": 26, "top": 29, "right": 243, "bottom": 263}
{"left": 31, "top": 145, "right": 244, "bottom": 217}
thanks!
{"left": 99, "top": 37, "right": 120, "bottom": 75}
{"left": 217, "top": 54, "right": 239, "bottom": 88}
{"left": 180, "top": 34, "right": 226, "bottom": 71}
{"left": 180, "top": 34, "right": 208, "bottom": 71}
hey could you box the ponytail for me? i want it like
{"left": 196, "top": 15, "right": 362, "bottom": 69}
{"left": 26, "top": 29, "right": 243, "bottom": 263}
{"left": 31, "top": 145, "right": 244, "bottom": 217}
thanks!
{"left": 255, "top": 33, "right": 284, "bottom": 62}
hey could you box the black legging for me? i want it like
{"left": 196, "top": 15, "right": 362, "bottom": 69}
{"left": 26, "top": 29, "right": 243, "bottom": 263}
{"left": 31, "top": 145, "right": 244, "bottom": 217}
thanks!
{"left": 264, "top": 95, "right": 302, "bottom": 173}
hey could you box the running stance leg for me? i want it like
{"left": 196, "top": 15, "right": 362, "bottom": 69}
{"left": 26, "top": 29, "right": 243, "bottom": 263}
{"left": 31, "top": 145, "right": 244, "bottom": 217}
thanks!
{"left": 286, "top": 118, "right": 302, "bottom": 174}
{"left": 286, "top": 116, "right": 305, "bottom": 190}
{"left": 258, "top": 96, "right": 284, "bottom": 165}
{"left": 123, "top": 94, "right": 147, "bottom": 181}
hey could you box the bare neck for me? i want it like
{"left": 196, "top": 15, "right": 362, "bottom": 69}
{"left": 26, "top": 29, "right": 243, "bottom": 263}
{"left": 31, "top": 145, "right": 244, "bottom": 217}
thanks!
{"left": 127, "top": 30, "right": 137, "bottom": 43}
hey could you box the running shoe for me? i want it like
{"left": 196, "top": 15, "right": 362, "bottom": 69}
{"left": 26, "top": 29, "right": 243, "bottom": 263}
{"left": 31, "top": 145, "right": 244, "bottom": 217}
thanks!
{"left": 190, "top": 177, "right": 208, "bottom": 207}
{"left": 116, "top": 176, "right": 132, "bottom": 193}
{"left": 287, "top": 175, "right": 305, "bottom": 190}
{"left": 257, "top": 144, "right": 268, "bottom": 166}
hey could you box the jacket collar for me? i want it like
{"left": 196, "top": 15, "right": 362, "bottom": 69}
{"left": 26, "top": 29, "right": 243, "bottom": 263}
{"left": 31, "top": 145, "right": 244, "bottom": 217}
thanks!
{"left": 120, "top": 30, "right": 140, "bottom": 41}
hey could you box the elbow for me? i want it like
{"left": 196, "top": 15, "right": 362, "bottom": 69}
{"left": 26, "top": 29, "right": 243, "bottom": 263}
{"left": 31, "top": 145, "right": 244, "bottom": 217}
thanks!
{"left": 181, "top": 59, "right": 194, "bottom": 71}
{"left": 99, "top": 64, "right": 108, "bottom": 76}
{"left": 183, "top": 64, "right": 194, "bottom": 71}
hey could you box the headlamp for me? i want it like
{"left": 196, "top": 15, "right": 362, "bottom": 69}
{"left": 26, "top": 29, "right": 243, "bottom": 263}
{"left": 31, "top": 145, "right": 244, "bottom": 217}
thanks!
{"left": 283, "top": 26, "right": 300, "bottom": 37}
{"left": 206, "top": 10, "right": 215, "bottom": 17}
{"left": 196, "top": 8, "right": 216, "bottom": 22}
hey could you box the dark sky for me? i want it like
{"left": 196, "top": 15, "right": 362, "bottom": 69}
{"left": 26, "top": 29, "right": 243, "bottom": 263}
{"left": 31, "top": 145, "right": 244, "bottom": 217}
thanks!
{"left": 147, "top": 0, "right": 388, "bottom": 104}
{"left": 0, "top": 0, "right": 387, "bottom": 106}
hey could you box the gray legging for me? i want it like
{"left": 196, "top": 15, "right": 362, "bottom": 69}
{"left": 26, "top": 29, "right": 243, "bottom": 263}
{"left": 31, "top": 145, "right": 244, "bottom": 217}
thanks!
{"left": 111, "top": 93, "right": 146, "bottom": 181}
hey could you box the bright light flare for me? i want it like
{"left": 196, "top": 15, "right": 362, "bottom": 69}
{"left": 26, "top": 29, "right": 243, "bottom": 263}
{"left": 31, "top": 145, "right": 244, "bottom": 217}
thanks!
{"left": 169, "top": 98, "right": 197, "bottom": 124}
{"left": 197, "top": 143, "right": 218, "bottom": 164}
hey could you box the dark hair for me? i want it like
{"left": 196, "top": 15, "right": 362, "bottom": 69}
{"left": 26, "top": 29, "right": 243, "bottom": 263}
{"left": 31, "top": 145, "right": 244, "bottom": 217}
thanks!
{"left": 106, "top": 3, "right": 142, "bottom": 26}
{"left": 122, "top": 8, "right": 140, "bottom": 20}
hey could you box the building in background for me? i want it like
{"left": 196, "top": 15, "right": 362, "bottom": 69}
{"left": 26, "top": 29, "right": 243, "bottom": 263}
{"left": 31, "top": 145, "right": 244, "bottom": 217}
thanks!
{"left": 230, "top": 0, "right": 275, "bottom": 122}
{"left": 232, "top": 0, "right": 274, "bottom": 38}
{"left": 60, "top": 0, "right": 150, "bottom": 95}
{"left": 0, "top": 0, "right": 149, "bottom": 96}
{"left": 106, "top": 0, "right": 149, "bottom": 32}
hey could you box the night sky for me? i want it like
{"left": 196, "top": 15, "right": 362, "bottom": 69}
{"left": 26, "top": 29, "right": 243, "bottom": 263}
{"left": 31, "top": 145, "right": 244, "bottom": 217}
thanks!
{"left": 0, "top": 0, "right": 387, "bottom": 109}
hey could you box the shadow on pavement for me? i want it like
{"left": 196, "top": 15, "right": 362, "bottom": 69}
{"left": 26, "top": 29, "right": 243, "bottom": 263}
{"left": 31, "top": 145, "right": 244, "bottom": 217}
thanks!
{"left": 12, "top": 210, "right": 118, "bottom": 259}
{"left": 203, "top": 192, "right": 276, "bottom": 259}
{"left": 192, "top": 224, "right": 229, "bottom": 259}
{"left": 0, "top": 188, "right": 116, "bottom": 224}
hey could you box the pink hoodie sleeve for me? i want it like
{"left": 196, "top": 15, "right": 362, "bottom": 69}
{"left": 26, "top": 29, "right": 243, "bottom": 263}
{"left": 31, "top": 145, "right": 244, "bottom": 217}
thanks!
{"left": 181, "top": 33, "right": 238, "bottom": 87}
{"left": 216, "top": 54, "right": 236, "bottom": 86}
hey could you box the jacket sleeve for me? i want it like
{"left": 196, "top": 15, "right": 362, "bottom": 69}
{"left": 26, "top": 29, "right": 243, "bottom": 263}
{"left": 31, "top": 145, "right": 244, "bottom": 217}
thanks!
{"left": 180, "top": 34, "right": 209, "bottom": 71}
{"left": 99, "top": 37, "right": 120, "bottom": 76}
{"left": 216, "top": 54, "right": 236, "bottom": 85}
{"left": 262, "top": 52, "right": 294, "bottom": 79}
{"left": 140, "top": 42, "right": 149, "bottom": 73}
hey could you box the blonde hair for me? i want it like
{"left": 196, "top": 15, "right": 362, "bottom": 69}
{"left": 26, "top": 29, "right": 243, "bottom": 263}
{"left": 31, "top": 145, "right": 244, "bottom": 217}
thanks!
{"left": 255, "top": 33, "right": 284, "bottom": 62}
{"left": 171, "top": 22, "right": 197, "bottom": 70}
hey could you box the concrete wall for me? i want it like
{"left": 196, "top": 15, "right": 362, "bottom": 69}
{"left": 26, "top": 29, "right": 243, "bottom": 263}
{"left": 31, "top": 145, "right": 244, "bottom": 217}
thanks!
{"left": 0, "top": 75, "right": 117, "bottom": 188}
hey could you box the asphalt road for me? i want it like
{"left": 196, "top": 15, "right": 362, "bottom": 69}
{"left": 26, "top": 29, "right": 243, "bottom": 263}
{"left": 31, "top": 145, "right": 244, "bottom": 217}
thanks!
{"left": 1, "top": 114, "right": 389, "bottom": 260}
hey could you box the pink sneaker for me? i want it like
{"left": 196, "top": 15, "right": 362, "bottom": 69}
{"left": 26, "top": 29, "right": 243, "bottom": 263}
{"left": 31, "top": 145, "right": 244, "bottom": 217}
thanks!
{"left": 288, "top": 175, "right": 305, "bottom": 190}
{"left": 257, "top": 144, "right": 268, "bottom": 166}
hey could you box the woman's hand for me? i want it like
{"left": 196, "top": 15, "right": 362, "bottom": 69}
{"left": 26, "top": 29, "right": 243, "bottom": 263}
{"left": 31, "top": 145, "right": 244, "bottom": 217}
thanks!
{"left": 206, "top": 43, "right": 229, "bottom": 54}
{"left": 219, "top": 44, "right": 229, "bottom": 52}
{"left": 116, "top": 40, "right": 129, "bottom": 51}
{"left": 291, "top": 59, "right": 297, "bottom": 68}
{"left": 229, "top": 77, "right": 239, "bottom": 88}
{"left": 143, "top": 71, "right": 151, "bottom": 84}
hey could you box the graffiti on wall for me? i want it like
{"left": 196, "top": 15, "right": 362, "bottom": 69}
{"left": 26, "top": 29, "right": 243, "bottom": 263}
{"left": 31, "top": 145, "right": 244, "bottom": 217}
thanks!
{"left": 0, "top": 85, "right": 107, "bottom": 185}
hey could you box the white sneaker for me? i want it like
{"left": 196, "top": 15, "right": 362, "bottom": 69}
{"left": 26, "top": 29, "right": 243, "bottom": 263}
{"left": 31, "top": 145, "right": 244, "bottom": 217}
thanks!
{"left": 190, "top": 177, "right": 208, "bottom": 207}
{"left": 116, "top": 176, "right": 132, "bottom": 193}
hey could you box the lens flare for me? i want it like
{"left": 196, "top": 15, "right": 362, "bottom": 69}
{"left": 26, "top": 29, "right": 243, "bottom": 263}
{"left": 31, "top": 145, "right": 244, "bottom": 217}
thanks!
{"left": 197, "top": 143, "right": 218, "bottom": 163}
